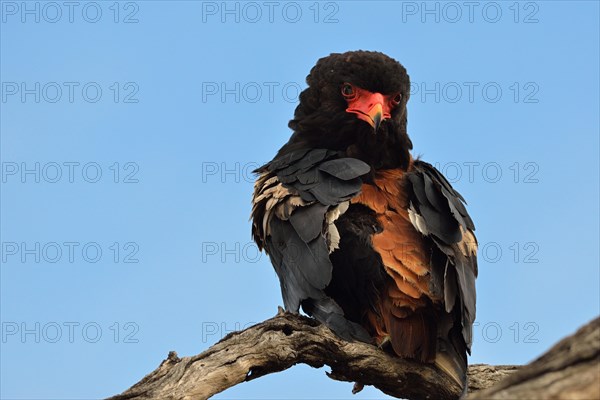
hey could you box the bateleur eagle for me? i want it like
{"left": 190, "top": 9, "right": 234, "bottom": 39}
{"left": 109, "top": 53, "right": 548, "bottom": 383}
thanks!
{"left": 251, "top": 50, "right": 478, "bottom": 389}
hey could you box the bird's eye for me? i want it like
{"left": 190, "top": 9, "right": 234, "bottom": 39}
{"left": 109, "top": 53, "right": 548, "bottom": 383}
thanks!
{"left": 341, "top": 83, "right": 356, "bottom": 99}
{"left": 391, "top": 93, "right": 402, "bottom": 106}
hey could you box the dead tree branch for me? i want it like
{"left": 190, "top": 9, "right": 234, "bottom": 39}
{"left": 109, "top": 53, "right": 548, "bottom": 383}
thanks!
{"left": 108, "top": 312, "right": 599, "bottom": 400}
{"left": 467, "top": 316, "right": 599, "bottom": 399}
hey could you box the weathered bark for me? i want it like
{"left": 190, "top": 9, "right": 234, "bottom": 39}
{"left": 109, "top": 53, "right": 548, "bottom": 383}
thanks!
{"left": 108, "top": 312, "right": 599, "bottom": 400}
{"left": 467, "top": 317, "right": 599, "bottom": 400}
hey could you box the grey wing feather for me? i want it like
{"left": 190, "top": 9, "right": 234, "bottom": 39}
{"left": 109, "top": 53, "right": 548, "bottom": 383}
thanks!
{"left": 408, "top": 160, "right": 478, "bottom": 351}
{"left": 252, "top": 150, "right": 371, "bottom": 341}
{"left": 319, "top": 158, "right": 371, "bottom": 180}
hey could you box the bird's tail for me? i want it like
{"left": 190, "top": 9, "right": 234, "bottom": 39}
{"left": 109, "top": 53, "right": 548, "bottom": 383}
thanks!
{"left": 435, "top": 349, "right": 467, "bottom": 389}
{"left": 435, "top": 331, "right": 468, "bottom": 394}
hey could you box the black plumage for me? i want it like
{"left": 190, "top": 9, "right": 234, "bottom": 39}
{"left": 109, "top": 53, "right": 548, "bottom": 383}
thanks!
{"left": 251, "top": 50, "right": 478, "bottom": 389}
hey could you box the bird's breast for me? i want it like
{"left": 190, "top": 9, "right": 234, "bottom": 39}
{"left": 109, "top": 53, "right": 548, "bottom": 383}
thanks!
{"left": 351, "top": 169, "right": 439, "bottom": 307}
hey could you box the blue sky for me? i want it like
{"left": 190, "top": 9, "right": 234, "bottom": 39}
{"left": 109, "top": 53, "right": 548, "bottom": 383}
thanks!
{"left": 1, "top": 1, "right": 598, "bottom": 399}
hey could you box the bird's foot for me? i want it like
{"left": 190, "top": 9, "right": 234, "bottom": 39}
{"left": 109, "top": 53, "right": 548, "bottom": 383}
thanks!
{"left": 352, "top": 382, "right": 364, "bottom": 394}
{"left": 376, "top": 335, "right": 393, "bottom": 350}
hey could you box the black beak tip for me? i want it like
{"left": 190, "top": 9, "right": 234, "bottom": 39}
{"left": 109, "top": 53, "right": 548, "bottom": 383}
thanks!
{"left": 373, "top": 115, "right": 382, "bottom": 132}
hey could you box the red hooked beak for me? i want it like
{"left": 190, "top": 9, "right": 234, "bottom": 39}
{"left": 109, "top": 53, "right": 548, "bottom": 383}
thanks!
{"left": 346, "top": 91, "right": 392, "bottom": 132}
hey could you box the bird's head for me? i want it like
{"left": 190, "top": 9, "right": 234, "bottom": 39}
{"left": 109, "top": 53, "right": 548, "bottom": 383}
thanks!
{"left": 283, "top": 50, "right": 413, "bottom": 170}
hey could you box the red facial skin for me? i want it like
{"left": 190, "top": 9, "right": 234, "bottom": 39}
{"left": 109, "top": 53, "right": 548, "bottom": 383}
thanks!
{"left": 342, "top": 83, "right": 401, "bottom": 131}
